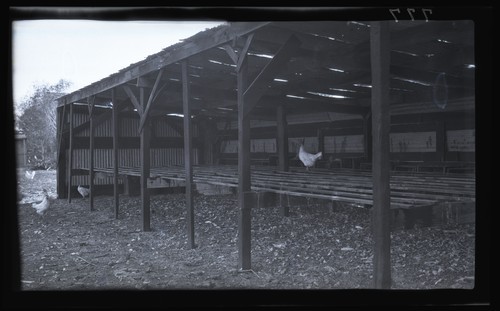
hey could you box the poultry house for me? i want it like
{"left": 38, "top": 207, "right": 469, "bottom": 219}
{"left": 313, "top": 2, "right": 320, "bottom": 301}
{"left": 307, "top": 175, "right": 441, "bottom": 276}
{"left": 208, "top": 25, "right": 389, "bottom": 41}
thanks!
{"left": 77, "top": 185, "right": 90, "bottom": 199}
{"left": 32, "top": 189, "right": 53, "bottom": 215}
{"left": 299, "top": 144, "right": 322, "bottom": 171}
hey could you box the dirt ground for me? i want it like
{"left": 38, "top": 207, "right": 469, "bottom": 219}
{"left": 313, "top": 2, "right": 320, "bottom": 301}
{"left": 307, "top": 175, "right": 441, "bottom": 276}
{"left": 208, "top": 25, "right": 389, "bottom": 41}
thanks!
{"left": 16, "top": 169, "right": 475, "bottom": 290}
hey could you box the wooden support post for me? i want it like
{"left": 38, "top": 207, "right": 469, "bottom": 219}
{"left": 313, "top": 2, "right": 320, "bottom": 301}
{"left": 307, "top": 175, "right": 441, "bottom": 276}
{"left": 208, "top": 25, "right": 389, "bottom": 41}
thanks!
{"left": 370, "top": 21, "right": 391, "bottom": 289}
{"left": 67, "top": 103, "right": 73, "bottom": 203}
{"left": 182, "top": 60, "right": 196, "bottom": 249}
{"left": 56, "top": 105, "right": 67, "bottom": 198}
{"left": 89, "top": 98, "right": 95, "bottom": 211}
{"left": 238, "top": 48, "right": 252, "bottom": 270}
{"left": 277, "top": 104, "right": 289, "bottom": 217}
{"left": 122, "top": 85, "right": 143, "bottom": 115}
{"left": 140, "top": 87, "right": 151, "bottom": 232}
{"left": 277, "top": 105, "right": 289, "bottom": 172}
{"left": 112, "top": 89, "right": 119, "bottom": 218}
{"left": 139, "top": 69, "right": 164, "bottom": 133}
{"left": 364, "top": 113, "right": 373, "bottom": 163}
{"left": 317, "top": 128, "right": 324, "bottom": 159}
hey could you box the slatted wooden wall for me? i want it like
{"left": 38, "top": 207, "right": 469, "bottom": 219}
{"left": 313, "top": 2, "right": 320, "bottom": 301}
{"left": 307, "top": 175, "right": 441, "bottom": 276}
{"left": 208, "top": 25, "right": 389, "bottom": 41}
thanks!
{"left": 66, "top": 108, "right": 200, "bottom": 186}
{"left": 447, "top": 129, "right": 475, "bottom": 152}
{"left": 217, "top": 111, "right": 475, "bottom": 162}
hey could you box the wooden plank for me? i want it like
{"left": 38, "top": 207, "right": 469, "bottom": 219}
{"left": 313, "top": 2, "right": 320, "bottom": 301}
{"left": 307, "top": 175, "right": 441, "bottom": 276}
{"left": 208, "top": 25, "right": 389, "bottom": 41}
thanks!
{"left": 364, "top": 113, "right": 372, "bottom": 161}
{"left": 264, "top": 95, "right": 369, "bottom": 116}
{"left": 56, "top": 23, "right": 270, "bottom": 107}
{"left": 56, "top": 105, "right": 67, "bottom": 198}
{"left": 67, "top": 103, "right": 73, "bottom": 203}
{"left": 223, "top": 44, "right": 238, "bottom": 64}
{"left": 67, "top": 136, "right": 200, "bottom": 150}
{"left": 84, "top": 164, "right": 474, "bottom": 210}
{"left": 238, "top": 51, "right": 252, "bottom": 270}
{"left": 112, "top": 88, "right": 119, "bottom": 219}
{"left": 150, "top": 167, "right": 465, "bottom": 208}
{"left": 182, "top": 61, "right": 195, "bottom": 249}
{"left": 140, "top": 87, "right": 151, "bottom": 232}
{"left": 89, "top": 98, "right": 95, "bottom": 211}
{"left": 371, "top": 21, "right": 391, "bottom": 289}
{"left": 243, "top": 35, "right": 302, "bottom": 116}
{"left": 277, "top": 105, "right": 289, "bottom": 172}
{"left": 56, "top": 103, "right": 67, "bottom": 164}
{"left": 63, "top": 109, "right": 112, "bottom": 136}
{"left": 138, "top": 69, "right": 165, "bottom": 133}
{"left": 170, "top": 169, "right": 460, "bottom": 205}
{"left": 237, "top": 33, "right": 254, "bottom": 71}
{"left": 277, "top": 104, "right": 289, "bottom": 217}
{"left": 122, "top": 85, "right": 142, "bottom": 115}
{"left": 239, "top": 191, "right": 253, "bottom": 269}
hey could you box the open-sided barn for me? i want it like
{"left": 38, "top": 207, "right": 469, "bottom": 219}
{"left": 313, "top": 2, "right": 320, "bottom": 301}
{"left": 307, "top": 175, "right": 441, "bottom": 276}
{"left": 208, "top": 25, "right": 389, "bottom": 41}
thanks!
{"left": 55, "top": 20, "right": 475, "bottom": 288}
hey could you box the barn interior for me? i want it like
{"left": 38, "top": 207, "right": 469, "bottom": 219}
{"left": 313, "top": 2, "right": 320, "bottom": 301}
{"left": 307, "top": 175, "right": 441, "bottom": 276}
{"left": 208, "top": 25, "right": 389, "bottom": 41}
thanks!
{"left": 54, "top": 20, "right": 475, "bottom": 287}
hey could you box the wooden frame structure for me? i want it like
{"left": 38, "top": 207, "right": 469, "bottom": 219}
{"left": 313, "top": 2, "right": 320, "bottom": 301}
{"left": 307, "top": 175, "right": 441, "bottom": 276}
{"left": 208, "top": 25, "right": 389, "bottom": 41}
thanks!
{"left": 55, "top": 21, "right": 475, "bottom": 288}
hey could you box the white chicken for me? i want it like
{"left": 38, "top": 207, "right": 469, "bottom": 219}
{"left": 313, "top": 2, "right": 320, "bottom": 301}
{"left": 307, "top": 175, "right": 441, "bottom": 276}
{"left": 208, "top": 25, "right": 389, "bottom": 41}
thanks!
{"left": 299, "top": 144, "right": 322, "bottom": 171}
{"left": 32, "top": 189, "right": 53, "bottom": 215}
{"left": 25, "top": 170, "right": 36, "bottom": 180}
{"left": 77, "top": 185, "right": 90, "bottom": 199}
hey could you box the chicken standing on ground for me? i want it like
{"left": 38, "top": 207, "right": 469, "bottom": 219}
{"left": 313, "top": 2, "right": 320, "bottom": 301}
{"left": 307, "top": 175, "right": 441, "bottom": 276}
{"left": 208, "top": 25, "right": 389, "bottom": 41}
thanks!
{"left": 25, "top": 170, "right": 36, "bottom": 180}
{"left": 299, "top": 144, "right": 322, "bottom": 171}
{"left": 77, "top": 185, "right": 90, "bottom": 199}
{"left": 32, "top": 189, "right": 53, "bottom": 215}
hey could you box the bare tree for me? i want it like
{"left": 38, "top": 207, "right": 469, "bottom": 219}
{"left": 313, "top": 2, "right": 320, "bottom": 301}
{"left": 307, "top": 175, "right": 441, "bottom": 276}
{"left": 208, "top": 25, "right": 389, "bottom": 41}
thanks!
{"left": 17, "top": 80, "right": 71, "bottom": 169}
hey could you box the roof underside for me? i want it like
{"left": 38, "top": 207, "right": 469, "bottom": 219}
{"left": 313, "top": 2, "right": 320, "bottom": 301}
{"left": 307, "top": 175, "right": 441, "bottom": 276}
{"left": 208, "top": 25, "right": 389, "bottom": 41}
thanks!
{"left": 56, "top": 20, "right": 475, "bottom": 119}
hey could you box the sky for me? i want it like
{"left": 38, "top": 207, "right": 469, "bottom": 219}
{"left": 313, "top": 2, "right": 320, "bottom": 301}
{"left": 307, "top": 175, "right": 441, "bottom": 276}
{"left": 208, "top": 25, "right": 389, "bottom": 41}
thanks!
{"left": 12, "top": 19, "right": 225, "bottom": 111}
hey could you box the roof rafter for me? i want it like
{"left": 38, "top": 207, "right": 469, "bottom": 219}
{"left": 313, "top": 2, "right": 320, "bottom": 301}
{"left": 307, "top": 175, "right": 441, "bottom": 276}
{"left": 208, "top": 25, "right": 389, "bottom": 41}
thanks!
{"left": 56, "top": 22, "right": 270, "bottom": 107}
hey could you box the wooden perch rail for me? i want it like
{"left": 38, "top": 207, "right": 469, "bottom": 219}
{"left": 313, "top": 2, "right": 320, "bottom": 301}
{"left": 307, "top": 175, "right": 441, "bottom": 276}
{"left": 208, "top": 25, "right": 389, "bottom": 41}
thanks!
{"left": 80, "top": 165, "right": 475, "bottom": 210}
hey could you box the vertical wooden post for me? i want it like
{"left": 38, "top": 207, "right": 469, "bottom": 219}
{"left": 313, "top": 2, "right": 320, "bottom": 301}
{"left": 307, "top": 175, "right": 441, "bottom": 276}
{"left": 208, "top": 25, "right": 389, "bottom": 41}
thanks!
{"left": 89, "top": 100, "right": 95, "bottom": 211}
{"left": 371, "top": 21, "right": 391, "bottom": 289}
{"left": 112, "top": 89, "right": 120, "bottom": 218}
{"left": 277, "top": 105, "right": 289, "bottom": 172}
{"left": 364, "top": 113, "right": 373, "bottom": 163}
{"left": 182, "top": 61, "right": 196, "bottom": 249}
{"left": 67, "top": 103, "right": 73, "bottom": 203}
{"left": 238, "top": 52, "right": 252, "bottom": 270}
{"left": 56, "top": 105, "right": 67, "bottom": 198}
{"left": 317, "top": 128, "right": 324, "bottom": 157}
{"left": 277, "top": 104, "right": 289, "bottom": 217}
{"left": 140, "top": 87, "right": 151, "bottom": 232}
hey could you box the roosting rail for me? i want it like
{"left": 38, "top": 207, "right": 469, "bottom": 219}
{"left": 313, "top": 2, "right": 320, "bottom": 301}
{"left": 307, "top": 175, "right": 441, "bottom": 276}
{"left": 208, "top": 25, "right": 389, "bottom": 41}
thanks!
{"left": 82, "top": 165, "right": 475, "bottom": 210}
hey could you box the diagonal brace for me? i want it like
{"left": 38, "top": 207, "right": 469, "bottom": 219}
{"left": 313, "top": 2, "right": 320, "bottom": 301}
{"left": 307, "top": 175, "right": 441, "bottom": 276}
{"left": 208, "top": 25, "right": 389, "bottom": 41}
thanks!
{"left": 138, "top": 69, "right": 165, "bottom": 133}
{"left": 122, "top": 85, "right": 142, "bottom": 116}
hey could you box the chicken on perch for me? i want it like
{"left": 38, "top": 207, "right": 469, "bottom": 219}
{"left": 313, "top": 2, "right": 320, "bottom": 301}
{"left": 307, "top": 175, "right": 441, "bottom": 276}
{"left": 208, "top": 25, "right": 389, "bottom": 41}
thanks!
{"left": 77, "top": 185, "right": 90, "bottom": 199}
{"left": 299, "top": 144, "right": 322, "bottom": 171}
{"left": 32, "top": 189, "right": 54, "bottom": 215}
